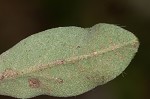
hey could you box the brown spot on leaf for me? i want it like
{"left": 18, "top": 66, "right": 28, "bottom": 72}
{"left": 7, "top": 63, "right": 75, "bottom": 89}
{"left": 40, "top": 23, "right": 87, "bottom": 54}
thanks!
{"left": 29, "top": 78, "right": 40, "bottom": 88}
{"left": 55, "top": 78, "right": 63, "bottom": 83}
{"left": 0, "top": 74, "right": 4, "bottom": 80}
{"left": 0, "top": 68, "right": 18, "bottom": 80}
{"left": 56, "top": 60, "right": 65, "bottom": 65}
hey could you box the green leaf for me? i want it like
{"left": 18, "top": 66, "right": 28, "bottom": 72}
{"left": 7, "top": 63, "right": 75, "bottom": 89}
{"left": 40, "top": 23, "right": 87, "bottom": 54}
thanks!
{"left": 0, "top": 23, "right": 139, "bottom": 98}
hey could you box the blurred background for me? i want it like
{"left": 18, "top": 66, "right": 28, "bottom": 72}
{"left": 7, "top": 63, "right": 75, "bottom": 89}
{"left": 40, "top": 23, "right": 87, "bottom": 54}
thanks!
{"left": 0, "top": 0, "right": 149, "bottom": 99}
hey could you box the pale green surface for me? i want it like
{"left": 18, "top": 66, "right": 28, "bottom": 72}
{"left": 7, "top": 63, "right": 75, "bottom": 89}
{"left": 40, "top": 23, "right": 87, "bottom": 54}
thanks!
{"left": 0, "top": 23, "right": 139, "bottom": 98}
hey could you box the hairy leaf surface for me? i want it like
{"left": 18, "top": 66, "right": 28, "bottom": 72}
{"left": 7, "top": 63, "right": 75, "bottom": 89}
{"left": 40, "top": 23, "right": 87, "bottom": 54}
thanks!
{"left": 0, "top": 23, "right": 139, "bottom": 98}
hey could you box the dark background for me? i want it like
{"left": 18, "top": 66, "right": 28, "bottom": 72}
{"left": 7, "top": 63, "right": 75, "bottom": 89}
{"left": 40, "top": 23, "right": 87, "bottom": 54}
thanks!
{"left": 0, "top": 0, "right": 149, "bottom": 99}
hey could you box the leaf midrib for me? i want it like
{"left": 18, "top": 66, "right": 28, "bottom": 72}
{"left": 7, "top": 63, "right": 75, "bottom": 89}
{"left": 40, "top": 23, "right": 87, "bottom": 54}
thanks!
{"left": 1, "top": 39, "right": 138, "bottom": 81}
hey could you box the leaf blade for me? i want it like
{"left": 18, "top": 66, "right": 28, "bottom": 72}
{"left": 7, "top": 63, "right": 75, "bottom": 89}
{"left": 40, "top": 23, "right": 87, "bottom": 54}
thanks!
{"left": 0, "top": 23, "right": 139, "bottom": 98}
